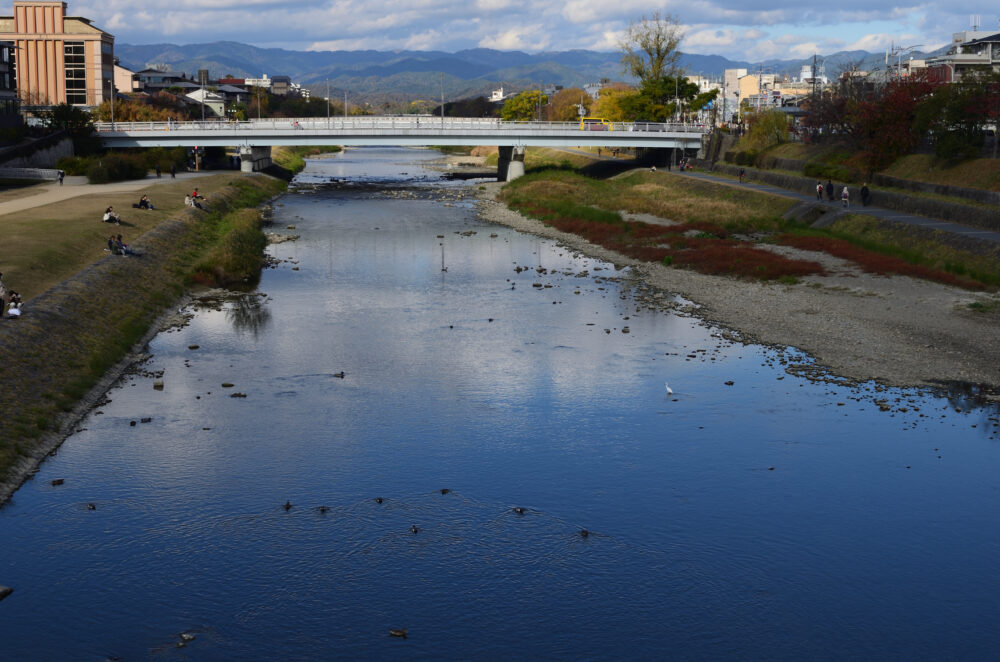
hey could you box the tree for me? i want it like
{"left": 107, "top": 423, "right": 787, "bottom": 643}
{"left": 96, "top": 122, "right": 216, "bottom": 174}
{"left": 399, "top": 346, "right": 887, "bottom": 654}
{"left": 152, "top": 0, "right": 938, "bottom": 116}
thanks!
{"left": 37, "top": 103, "right": 98, "bottom": 154}
{"left": 92, "top": 98, "right": 185, "bottom": 122}
{"left": 847, "top": 77, "right": 936, "bottom": 178}
{"left": 804, "top": 74, "right": 936, "bottom": 177}
{"left": 547, "top": 88, "right": 591, "bottom": 121}
{"left": 619, "top": 12, "right": 684, "bottom": 85}
{"left": 624, "top": 75, "right": 700, "bottom": 121}
{"left": 738, "top": 109, "right": 791, "bottom": 151}
{"left": 501, "top": 90, "right": 547, "bottom": 121}
{"left": 919, "top": 67, "right": 1000, "bottom": 160}
{"left": 591, "top": 85, "right": 638, "bottom": 121}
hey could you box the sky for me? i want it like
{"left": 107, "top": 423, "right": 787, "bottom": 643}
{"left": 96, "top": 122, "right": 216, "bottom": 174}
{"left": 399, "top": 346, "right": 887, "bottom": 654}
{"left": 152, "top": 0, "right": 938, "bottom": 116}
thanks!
{"left": 68, "top": 0, "right": 1000, "bottom": 62}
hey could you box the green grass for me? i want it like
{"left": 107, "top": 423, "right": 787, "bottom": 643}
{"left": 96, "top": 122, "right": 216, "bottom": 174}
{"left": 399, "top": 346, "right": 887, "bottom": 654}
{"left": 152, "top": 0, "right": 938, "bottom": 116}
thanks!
{"left": 0, "top": 175, "right": 286, "bottom": 481}
{"left": 431, "top": 145, "right": 474, "bottom": 155}
{"left": 272, "top": 145, "right": 342, "bottom": 173}
{"left": 501, "top": 167, "right": 1000, "bottom": 290}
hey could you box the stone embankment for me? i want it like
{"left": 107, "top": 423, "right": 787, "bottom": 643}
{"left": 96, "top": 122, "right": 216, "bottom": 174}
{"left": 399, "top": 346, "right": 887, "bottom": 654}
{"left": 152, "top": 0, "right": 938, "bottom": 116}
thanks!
{"left": 696, "top": 159, "right": 1000, "bottom": 234}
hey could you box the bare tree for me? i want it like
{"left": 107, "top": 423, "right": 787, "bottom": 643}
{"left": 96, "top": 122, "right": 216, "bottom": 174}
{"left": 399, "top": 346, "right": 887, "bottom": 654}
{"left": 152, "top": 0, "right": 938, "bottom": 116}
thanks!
{"left": 619, "top": 11, "right": 684, "bottom": 85}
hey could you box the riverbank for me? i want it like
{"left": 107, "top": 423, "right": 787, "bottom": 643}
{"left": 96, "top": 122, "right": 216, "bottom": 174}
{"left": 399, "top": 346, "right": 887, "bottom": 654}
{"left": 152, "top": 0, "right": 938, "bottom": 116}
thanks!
{"left": 0, "top": 174, "right": 286, "bottom": 505}
{"left": 475, "top": 178, "right": 1000, "bottom": 393}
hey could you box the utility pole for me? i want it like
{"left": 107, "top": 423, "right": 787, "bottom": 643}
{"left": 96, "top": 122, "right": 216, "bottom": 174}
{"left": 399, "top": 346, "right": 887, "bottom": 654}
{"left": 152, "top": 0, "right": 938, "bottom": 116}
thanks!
{"left": 326, "top": 79, "right": 330, "bottom": 128}
{"left": 440, "top": 73, "right": 445, "bottom": 127}
{"left": 811, "top": 54, "right": 817, "bottom": 98}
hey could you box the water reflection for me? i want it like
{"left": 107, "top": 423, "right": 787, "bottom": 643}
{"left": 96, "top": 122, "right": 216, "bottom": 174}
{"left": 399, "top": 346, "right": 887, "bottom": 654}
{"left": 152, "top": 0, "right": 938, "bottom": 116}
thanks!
{"left": 0, "top": 148, "right": 998, "bottom": 661}
{"left": 226, "top": 292, "right": 272, "bottom": 338}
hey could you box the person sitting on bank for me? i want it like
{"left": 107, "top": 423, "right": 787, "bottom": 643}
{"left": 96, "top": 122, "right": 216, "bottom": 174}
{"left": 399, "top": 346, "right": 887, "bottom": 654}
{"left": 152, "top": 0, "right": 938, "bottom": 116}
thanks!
{"left": 185, "top": 194, "right": 204, "bottom": 210}
{"left": 7, "top": 291, "right": 22, "bottom": 317}
{"left": 103, "top": 206, "right": 122, "bottom": 224}
{"left": 138, "top": 194, "right": 154, "bottom": 210}
{"left": 108, "top": 234, "right": 121, "bottom": 255}
{"left": 114, "top": 234, "right": 140, "bottom": 256}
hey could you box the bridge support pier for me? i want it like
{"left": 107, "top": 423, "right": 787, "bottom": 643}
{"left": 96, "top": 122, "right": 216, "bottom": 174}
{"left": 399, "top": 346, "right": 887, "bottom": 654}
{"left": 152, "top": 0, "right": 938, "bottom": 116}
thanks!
{"left": 497, "top": 146, "right": 525, "bottom": 182}
{"left": 238, "top": 145, "right": 273, "bottom": 172}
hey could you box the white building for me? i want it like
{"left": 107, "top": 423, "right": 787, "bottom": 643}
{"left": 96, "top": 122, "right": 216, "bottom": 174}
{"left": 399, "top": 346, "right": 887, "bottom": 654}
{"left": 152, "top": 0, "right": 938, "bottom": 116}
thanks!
{"left": 244, "top": 74, "right": 271, "bottom": 89}
{"left": 185, "top": 88, "right": 225, "bottom": 117}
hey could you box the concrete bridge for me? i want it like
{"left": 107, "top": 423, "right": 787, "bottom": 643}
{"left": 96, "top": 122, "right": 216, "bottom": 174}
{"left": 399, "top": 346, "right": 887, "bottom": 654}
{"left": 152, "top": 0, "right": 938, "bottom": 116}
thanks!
{"left": 93, "top": 116, "right": 709, "bottom": 180}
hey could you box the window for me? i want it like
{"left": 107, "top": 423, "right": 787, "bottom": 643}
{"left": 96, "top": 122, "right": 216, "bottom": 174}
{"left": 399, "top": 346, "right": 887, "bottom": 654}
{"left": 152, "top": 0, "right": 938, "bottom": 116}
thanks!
{"left": 65, "top": 42, "right": 86, "bottom": 105}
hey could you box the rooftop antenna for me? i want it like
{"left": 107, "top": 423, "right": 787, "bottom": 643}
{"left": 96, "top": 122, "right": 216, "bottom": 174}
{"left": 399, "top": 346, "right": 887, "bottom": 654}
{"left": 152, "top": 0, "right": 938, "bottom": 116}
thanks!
{"left": 970, "top": 14, "right": 980, "bottom": 31}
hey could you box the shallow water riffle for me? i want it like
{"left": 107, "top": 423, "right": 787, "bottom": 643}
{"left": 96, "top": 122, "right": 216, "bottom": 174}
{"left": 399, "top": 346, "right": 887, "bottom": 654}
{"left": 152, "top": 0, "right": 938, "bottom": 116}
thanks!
{"left": 0, "top": 148, "right": 998, "bottom": 661}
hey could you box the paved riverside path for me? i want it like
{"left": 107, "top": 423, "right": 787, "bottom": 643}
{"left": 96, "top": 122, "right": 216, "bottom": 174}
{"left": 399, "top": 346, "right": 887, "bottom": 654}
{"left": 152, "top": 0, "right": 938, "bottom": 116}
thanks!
{"left": 0, "top": 171, "right": 213, "bottom": 217}
{"left": 676, "top": 169, "right": 1000, "bottom": 246}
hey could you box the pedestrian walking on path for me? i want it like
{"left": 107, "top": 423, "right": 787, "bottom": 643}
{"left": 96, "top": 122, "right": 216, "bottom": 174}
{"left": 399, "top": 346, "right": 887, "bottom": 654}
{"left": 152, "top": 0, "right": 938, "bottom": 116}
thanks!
{"left": 816, "top": 181, "right": 823, "bottom": 200}
{"left": 739, "top": 167, "right": 745, "bottom": 183}
{"left": 58, "top": 170, "right": 64, "bottom": 185}
{"left": 825, "top": 180, "right": 834, "bottom": 202}
{"left": 841, "top": 186, "right": 850, "bottom": 207}
{"left": 861, "top": 183, "right": 870, "bottom": 207}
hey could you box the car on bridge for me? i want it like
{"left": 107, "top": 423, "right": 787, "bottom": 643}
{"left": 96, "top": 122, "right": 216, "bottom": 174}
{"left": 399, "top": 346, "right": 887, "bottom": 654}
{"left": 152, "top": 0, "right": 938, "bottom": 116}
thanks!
{"left": 579, "top": 117, "right": 613, "bottom": 131}
{"left": 631, "top": 120, "right": 667, "bottom": 132}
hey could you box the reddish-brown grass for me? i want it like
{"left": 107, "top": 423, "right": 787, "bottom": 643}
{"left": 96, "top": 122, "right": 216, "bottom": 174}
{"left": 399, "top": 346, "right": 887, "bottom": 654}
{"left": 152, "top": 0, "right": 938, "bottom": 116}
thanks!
{"left": 778, "top": 235, "right": 984, "bottom": 290}
{"left": 539, "top": 214, "right": 827, "bottom": 281}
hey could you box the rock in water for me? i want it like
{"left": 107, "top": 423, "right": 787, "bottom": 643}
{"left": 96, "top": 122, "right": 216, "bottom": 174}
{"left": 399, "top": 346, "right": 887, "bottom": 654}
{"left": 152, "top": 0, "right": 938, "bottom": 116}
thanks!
{"left": 0, "top": 586, "right": 12, "bottom": 601}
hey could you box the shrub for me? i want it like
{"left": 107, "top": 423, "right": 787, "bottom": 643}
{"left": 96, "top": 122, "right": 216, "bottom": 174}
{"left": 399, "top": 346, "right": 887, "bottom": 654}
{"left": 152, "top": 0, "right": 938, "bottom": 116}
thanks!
{"left": 803, "top": 162, "right": 856, "bottom": 182}
{"left": 86, "top": 153, "right": 148, "bottom": 184}
{"left": 56, "top": 155, "right": 91, "bottom": 176}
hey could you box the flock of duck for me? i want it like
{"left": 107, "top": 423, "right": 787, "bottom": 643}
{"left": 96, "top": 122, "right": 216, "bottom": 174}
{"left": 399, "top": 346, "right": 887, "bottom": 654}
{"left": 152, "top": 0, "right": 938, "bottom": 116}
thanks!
{"left": 278, "top": 488, "right": 593, "bottom": 639}
{"left": 279, "top": 491, "right": 593, "bottom": 539}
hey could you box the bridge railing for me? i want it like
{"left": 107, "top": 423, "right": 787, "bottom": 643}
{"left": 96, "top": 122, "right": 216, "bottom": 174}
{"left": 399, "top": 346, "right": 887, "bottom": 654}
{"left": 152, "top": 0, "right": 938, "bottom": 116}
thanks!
{"left": 93, "top": 117, "right": 710, "bottom": 135}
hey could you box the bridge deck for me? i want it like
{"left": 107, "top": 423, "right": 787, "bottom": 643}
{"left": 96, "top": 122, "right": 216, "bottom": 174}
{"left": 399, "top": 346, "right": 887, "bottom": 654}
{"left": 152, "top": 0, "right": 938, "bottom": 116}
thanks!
{"left": 95, "top": 117, "right": 708, "bottom": 149}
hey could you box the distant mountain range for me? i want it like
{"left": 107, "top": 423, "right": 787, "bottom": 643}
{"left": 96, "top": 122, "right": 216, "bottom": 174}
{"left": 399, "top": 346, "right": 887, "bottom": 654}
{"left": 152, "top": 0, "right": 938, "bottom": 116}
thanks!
{"left": 116, "top": 41, "right": 945, "bottom": 104}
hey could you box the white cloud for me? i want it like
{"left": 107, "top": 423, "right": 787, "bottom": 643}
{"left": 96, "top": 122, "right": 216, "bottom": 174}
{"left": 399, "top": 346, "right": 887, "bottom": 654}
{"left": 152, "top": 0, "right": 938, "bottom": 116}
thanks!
{"left": 55, "top": 1, "right": 1000, "bottom": 63}
{"left": 478, "top": 26, "right": 551, "bottom": 51}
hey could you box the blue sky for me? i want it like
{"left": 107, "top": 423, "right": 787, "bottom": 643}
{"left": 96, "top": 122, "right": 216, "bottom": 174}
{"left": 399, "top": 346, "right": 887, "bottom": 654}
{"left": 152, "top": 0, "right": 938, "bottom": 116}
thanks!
{"left": 70, "top": 0, "right": 1000, "bottom": 61}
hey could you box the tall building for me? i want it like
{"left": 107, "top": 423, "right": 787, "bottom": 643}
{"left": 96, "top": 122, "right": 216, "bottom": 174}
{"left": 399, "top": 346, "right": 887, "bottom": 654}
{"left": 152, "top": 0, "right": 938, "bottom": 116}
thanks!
{"left": 0, "top": 40, "right": 18, "bottom": 127}
{"left": 0, "top": 1, "right": 114, "bottom": 108}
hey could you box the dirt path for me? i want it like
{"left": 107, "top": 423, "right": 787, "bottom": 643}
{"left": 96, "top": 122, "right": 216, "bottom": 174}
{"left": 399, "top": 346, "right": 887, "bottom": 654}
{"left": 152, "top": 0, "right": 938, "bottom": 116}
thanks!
{"left": 0, "top": 171, "right": 214, "bottom": 217}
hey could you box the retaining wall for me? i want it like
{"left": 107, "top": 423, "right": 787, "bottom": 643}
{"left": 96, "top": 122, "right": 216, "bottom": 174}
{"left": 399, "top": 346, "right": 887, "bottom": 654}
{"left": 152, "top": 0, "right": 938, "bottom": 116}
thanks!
{"left": 696, "top": 159, "right": 1000, "bottom": 233}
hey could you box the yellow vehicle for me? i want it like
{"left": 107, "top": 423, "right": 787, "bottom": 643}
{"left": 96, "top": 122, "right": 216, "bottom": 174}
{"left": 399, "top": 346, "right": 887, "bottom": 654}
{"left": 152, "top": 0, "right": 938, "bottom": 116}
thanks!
{"left": 579, "top": 117, "right": 613, "bottom": 131}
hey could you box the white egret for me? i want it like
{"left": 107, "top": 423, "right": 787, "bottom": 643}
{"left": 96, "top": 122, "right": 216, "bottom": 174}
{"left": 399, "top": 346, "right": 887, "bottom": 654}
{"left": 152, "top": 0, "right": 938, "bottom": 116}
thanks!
{"left": 665, "top": 382, "right": 674, "bottom": 395}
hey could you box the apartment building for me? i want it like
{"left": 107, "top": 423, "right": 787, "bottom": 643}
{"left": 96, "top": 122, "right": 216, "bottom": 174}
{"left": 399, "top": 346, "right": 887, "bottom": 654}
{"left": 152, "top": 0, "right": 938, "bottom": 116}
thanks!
{"left": 0, "top": 1, "right": 114, "bottom": 108}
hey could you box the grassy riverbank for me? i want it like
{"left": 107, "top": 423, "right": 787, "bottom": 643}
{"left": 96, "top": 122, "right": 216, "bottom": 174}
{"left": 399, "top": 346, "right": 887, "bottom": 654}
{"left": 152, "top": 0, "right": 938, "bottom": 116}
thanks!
{"left": 500, "top": 167, "right": 1000, "bottom": 289}
{"left": 0, "top": 174, "right": 285, "bottom": 491}
{"left": 271, "top": 145, "right": 342, "bottom": 175}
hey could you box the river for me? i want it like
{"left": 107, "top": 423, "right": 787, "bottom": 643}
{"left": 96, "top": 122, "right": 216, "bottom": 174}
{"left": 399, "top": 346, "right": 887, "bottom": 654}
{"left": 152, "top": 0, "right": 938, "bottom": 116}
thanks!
{"left": 1, "top": 147, "right": 998, "bottom": 660}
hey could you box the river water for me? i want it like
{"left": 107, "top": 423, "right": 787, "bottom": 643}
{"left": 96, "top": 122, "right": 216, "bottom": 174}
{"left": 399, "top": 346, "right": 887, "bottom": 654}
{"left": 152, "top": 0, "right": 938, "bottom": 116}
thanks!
{"left": 1, "top": 148, "right": 998, "bottom": 660}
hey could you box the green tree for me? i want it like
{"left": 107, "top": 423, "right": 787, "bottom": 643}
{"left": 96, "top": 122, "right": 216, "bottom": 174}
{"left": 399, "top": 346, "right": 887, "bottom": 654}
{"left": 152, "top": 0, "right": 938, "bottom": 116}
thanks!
{"left": 501, "top": 90, "right": 548, "bottom": 121}
{"left": 619, "top": 12, "right": 684, "bottom": 85}
{"left": 919, "top": 67, "right": 1000, "bottom": 160}
{"left": 738, "top": 109, "right": 791, "bottom": 151}
{"left": 38, "top": 103, "right": 98, "bottom": 154}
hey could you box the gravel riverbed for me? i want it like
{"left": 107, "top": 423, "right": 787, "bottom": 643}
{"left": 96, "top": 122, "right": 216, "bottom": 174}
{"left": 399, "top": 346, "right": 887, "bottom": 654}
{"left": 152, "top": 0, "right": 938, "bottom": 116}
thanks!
{"left": 475, "top": 180, "right": 1000, "bottom": 394}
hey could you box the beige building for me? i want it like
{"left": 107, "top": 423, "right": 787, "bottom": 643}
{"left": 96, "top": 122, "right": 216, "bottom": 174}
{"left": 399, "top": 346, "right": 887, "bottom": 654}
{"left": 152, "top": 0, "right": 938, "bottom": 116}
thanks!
{"left": 114, "top": 63, "right": 141, "bottom": 94}
{"left": 0, "top": 1, "right": 114, "bottom": 108}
